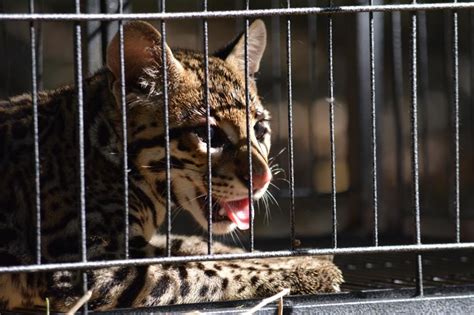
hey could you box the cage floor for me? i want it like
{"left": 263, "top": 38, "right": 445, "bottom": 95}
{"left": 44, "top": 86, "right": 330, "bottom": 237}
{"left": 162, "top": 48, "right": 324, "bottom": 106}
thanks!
{"left": 337, "top": 250, "right": 474, "bottom": 291}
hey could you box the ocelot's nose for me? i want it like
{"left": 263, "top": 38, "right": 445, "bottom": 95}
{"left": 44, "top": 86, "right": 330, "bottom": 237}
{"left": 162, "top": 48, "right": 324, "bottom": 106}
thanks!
{"left": 236, "top": 147, "right": 272, "bottom": 191}
{"left": 243, "top": 169, "right": 272, "bottom": 191}
{"left": 253, "top": 171, "right": 272, "bottom": 191}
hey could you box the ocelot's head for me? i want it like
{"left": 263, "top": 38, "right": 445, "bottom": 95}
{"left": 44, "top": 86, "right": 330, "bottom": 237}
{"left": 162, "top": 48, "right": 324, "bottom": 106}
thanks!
{"left": 107, "top": 20, "right": 271, "bottom": 235}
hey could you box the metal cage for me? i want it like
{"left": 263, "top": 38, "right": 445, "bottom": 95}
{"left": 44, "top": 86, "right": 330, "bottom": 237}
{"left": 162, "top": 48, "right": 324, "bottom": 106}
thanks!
{"left": 0, "top": 0, "right": 473, "bottom": 313}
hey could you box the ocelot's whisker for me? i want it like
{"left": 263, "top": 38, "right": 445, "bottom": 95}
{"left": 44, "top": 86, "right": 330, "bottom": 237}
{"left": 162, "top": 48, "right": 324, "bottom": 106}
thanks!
{"left": 268, "top": 147, "right": 287, "bottom": 163}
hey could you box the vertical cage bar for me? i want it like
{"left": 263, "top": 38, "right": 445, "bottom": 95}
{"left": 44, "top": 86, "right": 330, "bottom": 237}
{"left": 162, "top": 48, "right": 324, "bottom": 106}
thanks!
{"left": 271, "top": 0, "right": 282, "bottom": 143}
{"left": 118, "top": 0, "right": 129, "bottom": 259}
{"left": 328, "top": 0, "right": 337, "bottom": 248}
{"left": 159, "top": 0, "right": 172, "bottom": 257}
{"left": 369, "top": 0, "right": 378, "bottom": 246}
{"left": 29, "top": 0, "right": 41, "bottom": 265}
{"left": 203, "top": 0, "right": 213, "bottom": 255}
{"left": 74, "top": 0, "right": 88, "bottom": 312}
{"left": 390, "top": 4, "right": 404, "bottom": 233}
{"left": 452, "top": 3, "right": 460, "bottom": 243}
{"left": 410, "top": 0, "right": 424, "bottom": 297}
{"left": 244, "top": 0, "right": 255, "bottom": 252}
{"left": 36, "top": 2, "right": 43, "bottom": 91}
{"left": 285, "top": 0, "right": 296, "bottom": 249}
{"left": 471, "top": 12, "right": 474, "bottom": 172}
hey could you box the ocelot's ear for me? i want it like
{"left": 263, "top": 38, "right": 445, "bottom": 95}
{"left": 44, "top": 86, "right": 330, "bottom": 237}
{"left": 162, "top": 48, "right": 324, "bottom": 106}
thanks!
{"left": 214, "top": 19, "right": 267, "bottom": 77}
{"left": 106, "top": 21, "right": 184, "bottom": 91}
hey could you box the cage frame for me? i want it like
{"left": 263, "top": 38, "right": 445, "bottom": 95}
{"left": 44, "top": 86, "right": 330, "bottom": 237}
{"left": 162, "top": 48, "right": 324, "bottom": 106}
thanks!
{"left": 0, "top": 0, "right": 473, "bottom": 313}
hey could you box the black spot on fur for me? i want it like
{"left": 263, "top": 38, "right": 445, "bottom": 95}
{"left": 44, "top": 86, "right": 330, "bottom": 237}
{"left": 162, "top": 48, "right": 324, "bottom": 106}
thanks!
{"left": 204, "top": 269, "right": 217, "bottom": 277}
{"left": 256, "top": 284, "right": 267, "bottom": 294}
{"left": 177, "top": 139, "right": 189, "bottom": 152}
{"left": 234, "top": 275, "right": 242, "bottom": 281}
{"left": 130, "top": 185, "right": 157, "bottom": 225}
{"left": 155, "top": 180, "right": 166, "bottom": 196}
{"left": 251, "top": 276, "right": 259, "bottom": 286}
{"left": 114, "top": 267, "right": 130, "bottom": 282}
{"left": 199, "top": 285, "right": 209, "bottom": 297}
{"left": 151, "top": 274, "right": 171, "bottom": 298}
{"left": 128, "top": 127, "right": 189, "bottom": 157}
{"left": 196, "top": 263, "right": 205, "bottom": 270}
{"left": 116, "top": 266, "right": 147, "bottom": 308}
{"left": 177, "top": 265, "right": 188, "bottom": 280}
{"left": 171, "top": 239, "right": 183, "bottom": 254}
{"left": 170, "top": 157, "right": 185, "bottom": 169}
{"left": 129, "top": 236, "right": 148, "bottom": 249}
{"left": 237, "top": 286, "right": 246, "bottom": 294}
{"left": 222, "top": 278, "right": 229, "bottom": 290}
{"left": 180, "top": 158, "right": 197, "bottom": 166}
{"left": 180, "top": 280, "right": 190, "bottom": 297}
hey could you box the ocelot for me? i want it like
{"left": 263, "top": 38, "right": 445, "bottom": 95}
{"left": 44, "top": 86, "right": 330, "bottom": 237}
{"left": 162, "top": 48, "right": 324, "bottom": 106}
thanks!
{"left": 0, "top": 20, "right": 342, "bottom": 311}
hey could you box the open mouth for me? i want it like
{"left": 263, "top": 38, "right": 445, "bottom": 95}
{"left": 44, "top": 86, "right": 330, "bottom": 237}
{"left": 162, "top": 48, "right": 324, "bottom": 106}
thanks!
{"left": 198, "top": 196, "right": 250, "bottom": 230}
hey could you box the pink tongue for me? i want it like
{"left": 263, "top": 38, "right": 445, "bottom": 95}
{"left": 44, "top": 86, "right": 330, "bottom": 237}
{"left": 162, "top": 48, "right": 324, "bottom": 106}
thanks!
{"left": 223, "top": 198, "right": 250, "bottom": 230}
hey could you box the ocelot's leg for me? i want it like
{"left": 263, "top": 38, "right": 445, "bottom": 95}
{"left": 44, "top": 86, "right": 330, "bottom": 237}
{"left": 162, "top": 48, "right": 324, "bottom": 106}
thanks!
{"left": 44, "top": 256, "right": 342, "bottom": 311}
{"left": 1, "top": 234, "right": 340, "bottom": 311}
{"left": 2, "top": 248, "right": 341, "bottom": 311}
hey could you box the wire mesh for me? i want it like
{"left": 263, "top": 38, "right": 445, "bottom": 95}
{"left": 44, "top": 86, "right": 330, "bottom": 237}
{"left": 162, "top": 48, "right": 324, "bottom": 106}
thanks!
{"left": 202, "top": 0, "right": 213, "bottom": 255}
{"left": 327, "top": 0, "right": 337, "bottom": 249}
{"left": 0, "top": 0, "right": 473, "bottom": 312}
{"left": 285, "top": 0, "right": 296, "bottom": 250}
{"left": 28, "top": 0, "right": 41, "bottom": 266}
{"left": 244, "top": 0, "right": 255, "bottom": 252}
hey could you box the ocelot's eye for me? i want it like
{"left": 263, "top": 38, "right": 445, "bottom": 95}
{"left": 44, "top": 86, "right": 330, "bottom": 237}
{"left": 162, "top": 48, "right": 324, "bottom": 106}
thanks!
{"left": 254, "top": 121, "right": 268, "bottom": 141}
{"left": 194, "top": 125, "right": 228, "bottom": 148}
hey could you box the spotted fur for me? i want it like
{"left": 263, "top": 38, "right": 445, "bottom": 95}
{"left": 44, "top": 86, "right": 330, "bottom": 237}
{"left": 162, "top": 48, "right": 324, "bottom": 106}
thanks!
{"left": 0, "top": 20, "right": 342, "bottom": 311}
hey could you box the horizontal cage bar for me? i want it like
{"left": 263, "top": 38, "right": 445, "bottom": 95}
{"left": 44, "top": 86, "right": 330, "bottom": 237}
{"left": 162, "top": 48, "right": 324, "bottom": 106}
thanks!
{"left": 0, "top": 3, "right": 474, "bottom": 21}
{"left": 0, "top": 242, "right": 473, "bottom": 274}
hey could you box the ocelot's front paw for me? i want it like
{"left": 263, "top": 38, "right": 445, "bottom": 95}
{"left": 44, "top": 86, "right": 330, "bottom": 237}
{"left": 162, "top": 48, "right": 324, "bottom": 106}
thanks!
{"left": 254, "top": 256, "right": 343, "bottom": 296}
{"left": 285, "top": 256, "right": 343, "bottom": 294}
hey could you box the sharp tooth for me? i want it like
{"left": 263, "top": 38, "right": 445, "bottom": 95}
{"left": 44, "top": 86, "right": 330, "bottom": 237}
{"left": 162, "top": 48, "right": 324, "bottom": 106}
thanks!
{"left": 218, "top": 208, "right": 225, "bottom": 216}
